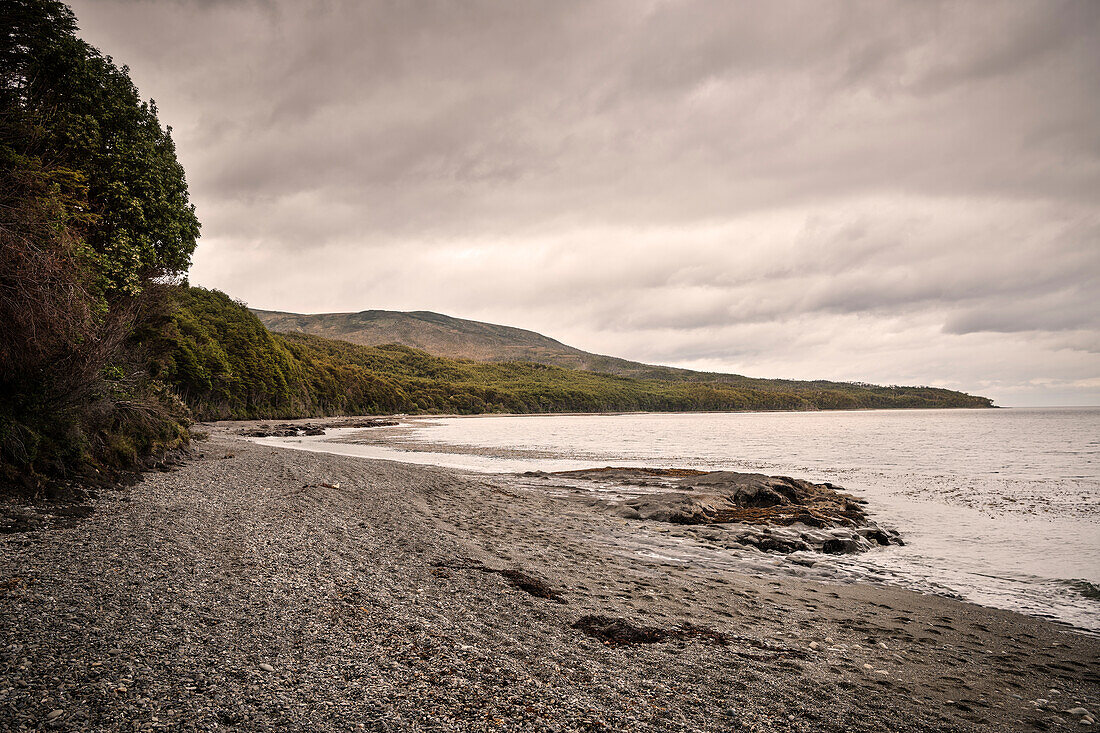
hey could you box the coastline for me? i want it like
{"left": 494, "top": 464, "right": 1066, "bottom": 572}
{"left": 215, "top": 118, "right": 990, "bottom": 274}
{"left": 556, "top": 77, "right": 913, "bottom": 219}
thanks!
{"left": 247, "top": 410, "right": 1100, "bottom": 634}
{"left": 1, "top": 426, "right": 1096, "bottom": 731}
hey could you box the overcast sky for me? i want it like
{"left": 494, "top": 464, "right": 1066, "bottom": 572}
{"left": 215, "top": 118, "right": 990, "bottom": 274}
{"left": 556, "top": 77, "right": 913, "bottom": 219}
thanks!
{"left": 69, "top": 0, "right": 1099, "bottom": 406}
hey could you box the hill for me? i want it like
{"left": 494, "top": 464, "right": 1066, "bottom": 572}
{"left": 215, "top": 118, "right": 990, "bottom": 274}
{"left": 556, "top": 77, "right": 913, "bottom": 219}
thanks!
{"left": 252, "top": 308, "right": 619, "bottom": 370}
{"left": 253, "top": 307, "right": 994, "bottom": 398}
{"left": 150, "top": 291, "right": 992, "bottom": 421}
{"left": 253, "top": 308, "right": 733, "bottom": 381}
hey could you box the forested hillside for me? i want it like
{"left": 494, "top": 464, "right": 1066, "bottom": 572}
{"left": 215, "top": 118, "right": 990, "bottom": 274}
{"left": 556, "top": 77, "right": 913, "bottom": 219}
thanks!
{"left": 157, "top": 289, "right": 994, "bottom": 421}
{"left": 256, "top": 307, "right": 997, "bottom": 393}
{"left": 253, "top": 308, "right": 594, "bottom": 367}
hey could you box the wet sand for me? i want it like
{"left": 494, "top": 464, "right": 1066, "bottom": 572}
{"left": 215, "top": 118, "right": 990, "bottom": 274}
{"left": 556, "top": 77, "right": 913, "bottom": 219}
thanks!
{"left": 0, "top": 423, "right": 1097, "bottom": 731}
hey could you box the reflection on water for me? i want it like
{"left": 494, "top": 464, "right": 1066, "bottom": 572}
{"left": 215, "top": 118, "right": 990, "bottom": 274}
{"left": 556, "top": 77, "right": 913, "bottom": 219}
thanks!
{"left": 253, "top": 407, "right": 1100, "bottom": 632}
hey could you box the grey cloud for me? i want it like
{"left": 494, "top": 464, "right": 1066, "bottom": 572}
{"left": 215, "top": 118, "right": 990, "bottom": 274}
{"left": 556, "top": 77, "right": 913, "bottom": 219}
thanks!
{"left": 912, "top": 2, "right": 1100, "bottom": 94}
{"left": 943, "top": 290, "right": 1100, "bottom": 336}
{"left": 103, "top": 0, "right": 1100, "bottom": 222}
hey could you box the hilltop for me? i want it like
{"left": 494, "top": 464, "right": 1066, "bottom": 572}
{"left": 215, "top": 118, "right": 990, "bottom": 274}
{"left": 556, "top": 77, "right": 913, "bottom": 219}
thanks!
{"left": 252, "top": 308, "right": 727, "bottom": 380}
{"left": 252, "top": 308, "right": 629, "bottom": 372}
{"left": 252, "top": 307, "right": 995, "bottom": 400}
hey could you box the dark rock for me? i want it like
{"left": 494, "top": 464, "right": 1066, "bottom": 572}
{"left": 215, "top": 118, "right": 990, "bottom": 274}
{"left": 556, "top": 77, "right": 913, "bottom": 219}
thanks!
{"left": 735, "top": 530, "right": 811, "bottom": 554}
{"left": 573, "top": 615, "right": 667, "bottom": 644}
{"left": 498, "top": 569, "right": 567, "bottom": 604}
{"left": 581, "top": 467, "right": 903, "bottom": 555}
{"left": 340, "top": 418, "right": 399, "bottom": 428}
{"left": 858, "top": 527, "right": 903, "bottom": 547}
{"left": 240, "top": 418, "right": 397, "bottom": 437}
{"left": 821, "top": 536, "right": 864, "bottom": 554}
{"left": 239, "top": 428, "right": 298, "bottom": 438}
{"left": 433, "top": 558, "right": 566, "bottom": 603}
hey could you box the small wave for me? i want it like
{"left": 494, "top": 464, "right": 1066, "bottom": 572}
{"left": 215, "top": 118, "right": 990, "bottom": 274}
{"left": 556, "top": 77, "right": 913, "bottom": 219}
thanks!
{"left": 1063, "top": 579, "right": 1100, "bottom": 601}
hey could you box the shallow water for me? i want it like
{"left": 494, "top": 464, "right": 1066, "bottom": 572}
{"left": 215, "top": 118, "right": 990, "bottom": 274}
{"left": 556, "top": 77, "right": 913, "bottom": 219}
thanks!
{"left": 254, "top": 407, "right": 1100, "bottom": 632}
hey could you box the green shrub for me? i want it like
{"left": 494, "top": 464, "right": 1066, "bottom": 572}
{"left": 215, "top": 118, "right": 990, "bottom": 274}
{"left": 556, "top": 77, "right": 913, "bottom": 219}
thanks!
{"left": 106, "top": 433, "right": 137, "bottom": 467}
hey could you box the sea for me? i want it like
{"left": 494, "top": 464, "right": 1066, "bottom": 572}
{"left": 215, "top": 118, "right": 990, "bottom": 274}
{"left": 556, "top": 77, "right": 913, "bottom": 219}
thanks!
{"left": 251, "top": 407, "right": 1100, "bottom": 633}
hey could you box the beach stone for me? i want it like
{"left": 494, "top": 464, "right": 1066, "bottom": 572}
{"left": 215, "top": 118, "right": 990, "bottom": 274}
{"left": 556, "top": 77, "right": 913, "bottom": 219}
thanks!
{"left": 5, "top": 428, "right": 1100, "bottom": 733}
{"left": 857, "top": 527, "right": 898, "bottom": 546}
{"left": 1066, "top": 708, "right": 1092, "bottom": 717}
{"left": 821, "top": 535, "right": 864, "bottom": 554}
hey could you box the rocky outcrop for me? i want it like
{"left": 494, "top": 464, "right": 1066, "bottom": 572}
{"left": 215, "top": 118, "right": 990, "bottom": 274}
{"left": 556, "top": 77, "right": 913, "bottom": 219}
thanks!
{"left": 567, "top": 468, "right": 902, "bottom": 555}
{"left": 238, "top": 418, "right": 398, "bottom": 438}
{"left": 239, "top": 423, "right": 323, "bottom": 438}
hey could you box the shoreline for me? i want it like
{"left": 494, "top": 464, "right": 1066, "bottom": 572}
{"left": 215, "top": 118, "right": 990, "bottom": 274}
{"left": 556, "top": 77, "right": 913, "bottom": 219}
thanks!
{"left": 239, "top": 414, "right": 1100, "bottom": 636}
{"left": 1, "top": 427, "right": 1096, "bottom": 730}
{"left": 290, "top": 405, "right": 1005, "bottom": 421}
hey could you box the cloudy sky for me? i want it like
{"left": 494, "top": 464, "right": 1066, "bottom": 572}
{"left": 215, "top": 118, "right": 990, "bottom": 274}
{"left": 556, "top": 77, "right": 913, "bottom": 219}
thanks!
{"left": 70, "top": 0, "right": 1099, "bottom": 406}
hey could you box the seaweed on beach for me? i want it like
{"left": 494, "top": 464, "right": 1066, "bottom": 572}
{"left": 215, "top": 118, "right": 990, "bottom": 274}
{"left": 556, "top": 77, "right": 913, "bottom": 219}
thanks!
{"left": 571, "top": 615, "right": 729, "bottom": 646}
{"left": 432, "top": 558, "right": 567, "bottom": 604}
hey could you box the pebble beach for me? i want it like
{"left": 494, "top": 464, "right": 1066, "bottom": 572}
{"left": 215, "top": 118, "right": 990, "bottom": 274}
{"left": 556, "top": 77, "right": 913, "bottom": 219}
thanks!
{"left": 1, "top": 424, "right": 1098, "bottom": 732}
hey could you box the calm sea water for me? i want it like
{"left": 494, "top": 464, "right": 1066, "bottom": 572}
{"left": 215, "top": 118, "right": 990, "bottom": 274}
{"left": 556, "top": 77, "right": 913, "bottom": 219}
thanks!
{"left": 257, "top": 408, "right": 1100, "bottom": 632}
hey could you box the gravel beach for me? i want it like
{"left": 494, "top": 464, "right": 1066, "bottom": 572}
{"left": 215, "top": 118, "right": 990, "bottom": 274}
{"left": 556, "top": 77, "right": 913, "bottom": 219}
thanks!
{"left": 1, "top": 425, "right": 1097, "bottom": 732}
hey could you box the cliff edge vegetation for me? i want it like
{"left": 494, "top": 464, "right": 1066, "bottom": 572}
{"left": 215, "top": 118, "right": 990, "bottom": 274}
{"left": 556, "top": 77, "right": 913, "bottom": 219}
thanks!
{"left": 1, "top": 0, "right": 198, "bottom": 492}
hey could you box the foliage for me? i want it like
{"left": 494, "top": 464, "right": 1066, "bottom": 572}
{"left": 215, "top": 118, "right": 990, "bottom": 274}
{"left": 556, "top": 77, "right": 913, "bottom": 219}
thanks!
{"left": 0, "top": 0, "right": 197, "bottom": 493}
{"left": 1, "top": 0, "right": 199, "bottom": 298}
{"left": 251, "top": 310, "right": 999, "bottom": 408}
{"left": 154, "top": 288, "right": 994, "bottom": 421}
{"left": 141, "top": 287, "right": 308, "bottom": 419}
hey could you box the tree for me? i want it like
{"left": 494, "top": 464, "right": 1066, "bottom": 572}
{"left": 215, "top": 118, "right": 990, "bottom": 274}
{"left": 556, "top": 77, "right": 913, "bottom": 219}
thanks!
{"left": 2, "top": 0, "right": 199, "bottom": 298}
{"left": 0, "top": 0, "right": 198, "bottom": 489}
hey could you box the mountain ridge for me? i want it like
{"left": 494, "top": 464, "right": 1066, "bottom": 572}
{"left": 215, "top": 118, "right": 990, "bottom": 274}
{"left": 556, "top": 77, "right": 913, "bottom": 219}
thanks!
{"left": 252, "top": 307, "right": 993, "bottom": 401}
{"left": 253, "top": 308, "right": 597, "bottom": 368}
